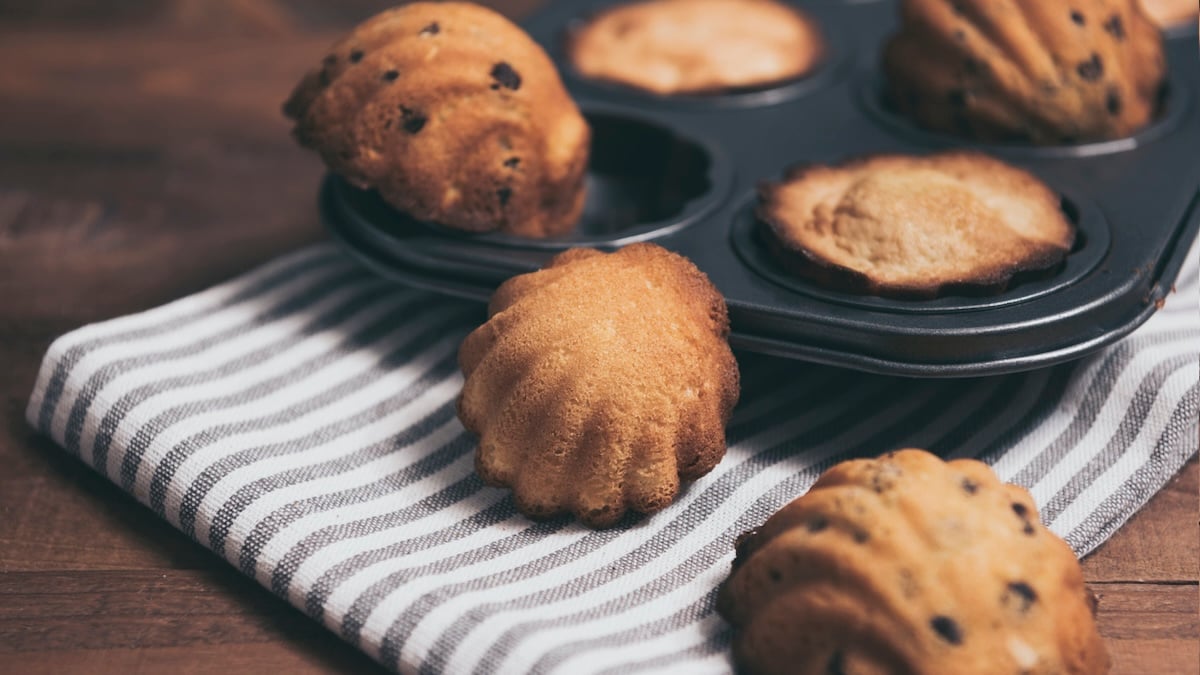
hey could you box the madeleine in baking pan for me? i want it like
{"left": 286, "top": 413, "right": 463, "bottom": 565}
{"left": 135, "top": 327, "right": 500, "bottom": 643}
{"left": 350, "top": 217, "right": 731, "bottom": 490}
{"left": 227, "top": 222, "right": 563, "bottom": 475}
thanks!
{"left": 884, "top": 0, "right": 1167, "bottom": 144}
{"left": 285, "top": 2, "right": 590, "bottom": 238}
{"left": 568, "top": 0, "right": 824, "bottom": 95}
{"left": 758, "top": 152, "right": 1076, "bottom": 299}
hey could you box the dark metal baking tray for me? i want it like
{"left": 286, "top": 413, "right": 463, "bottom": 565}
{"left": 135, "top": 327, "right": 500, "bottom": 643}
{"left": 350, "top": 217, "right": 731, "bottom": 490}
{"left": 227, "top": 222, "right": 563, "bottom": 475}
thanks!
{"left": 322, "top": 0, "right": 1200, "bottom": 377}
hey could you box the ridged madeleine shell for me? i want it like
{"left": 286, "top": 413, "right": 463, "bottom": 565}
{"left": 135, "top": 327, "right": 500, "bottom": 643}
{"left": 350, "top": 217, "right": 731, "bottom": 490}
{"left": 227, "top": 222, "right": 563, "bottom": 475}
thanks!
{"left": 457, "top": 243, "right": 739, "bottom": 528}
{"left": 884, "top": 0, "right": 1166, "bottom": 143}
{"left": 284, "top": 2, "right": 589, "bottom": 237}
{"left": 719, "top": 449, "right": 1108, "bottom": 675}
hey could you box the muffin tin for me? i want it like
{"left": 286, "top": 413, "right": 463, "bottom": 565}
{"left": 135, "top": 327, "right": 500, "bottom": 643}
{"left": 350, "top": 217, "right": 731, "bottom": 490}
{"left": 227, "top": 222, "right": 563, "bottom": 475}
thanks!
{"left": 322, "top": 0, "right": 1200, "bottom": 377}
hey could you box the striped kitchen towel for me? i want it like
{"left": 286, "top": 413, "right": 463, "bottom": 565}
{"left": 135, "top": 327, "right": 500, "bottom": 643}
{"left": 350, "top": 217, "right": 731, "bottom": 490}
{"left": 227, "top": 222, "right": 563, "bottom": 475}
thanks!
{"left": 26, "top": 242, "right": 1199, "bottom": 675}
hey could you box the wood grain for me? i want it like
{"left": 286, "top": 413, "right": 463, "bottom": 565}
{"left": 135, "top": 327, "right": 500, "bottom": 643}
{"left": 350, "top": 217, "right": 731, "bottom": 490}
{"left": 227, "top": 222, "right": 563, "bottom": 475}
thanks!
{"left": 1093, "top": 582, "right": 1200, "bottom": 674}
{"left": 0, "top": 2, "right": 1195, "bottom": 673}
{"left": 1082, "top": 455, "right": 1200, "bottom": 583}
{"left": 0, "top": 570, "right": 387, "bottom": 674}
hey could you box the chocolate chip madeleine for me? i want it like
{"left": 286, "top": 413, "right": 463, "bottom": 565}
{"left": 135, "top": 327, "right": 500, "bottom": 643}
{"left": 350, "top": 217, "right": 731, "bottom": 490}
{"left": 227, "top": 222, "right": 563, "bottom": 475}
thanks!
{"left": 884, "top": 0, "right": 1167, "bottom": 143}
{"left": 285, "top": 2, "right": 590, "bottom": 237}
{"left": 719, "top": 449, "right": 1109, "bottom": 675}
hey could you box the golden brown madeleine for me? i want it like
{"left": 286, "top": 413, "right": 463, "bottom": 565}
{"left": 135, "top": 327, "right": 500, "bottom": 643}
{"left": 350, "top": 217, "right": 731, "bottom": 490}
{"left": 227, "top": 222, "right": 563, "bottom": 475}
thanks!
{"left": 284, "top": 2, "right": 590, "bottom": 238}
{"left": 568, "top": 0, "right": 824, "bottom": 95}
{"left": 1139, "top": 0, "right": 1198, "bottom": 27}
{"left": 718, "top": 449, "right": 1109, "bottom": 675}
{"left": 884, "top": 0, "right": 1167, "bottom": 143}
{"left": 759, "top": 152, "right": 1075, "bottom": 299}
{"left": 457, "top": 243, "right": 739, "bottom": 528}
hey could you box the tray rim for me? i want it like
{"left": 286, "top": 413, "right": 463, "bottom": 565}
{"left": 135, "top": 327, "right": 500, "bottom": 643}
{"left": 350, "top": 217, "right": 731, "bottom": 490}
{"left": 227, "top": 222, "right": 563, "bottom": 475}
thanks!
{"left": 322, "top": 175, "right": 1200, "bottom": 377}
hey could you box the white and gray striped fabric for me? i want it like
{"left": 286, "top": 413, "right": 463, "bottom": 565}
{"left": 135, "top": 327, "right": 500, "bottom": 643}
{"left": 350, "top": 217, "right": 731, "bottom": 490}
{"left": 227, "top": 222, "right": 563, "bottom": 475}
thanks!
{"left": 26, "top": 242, "right": 1199, "bottom": 674}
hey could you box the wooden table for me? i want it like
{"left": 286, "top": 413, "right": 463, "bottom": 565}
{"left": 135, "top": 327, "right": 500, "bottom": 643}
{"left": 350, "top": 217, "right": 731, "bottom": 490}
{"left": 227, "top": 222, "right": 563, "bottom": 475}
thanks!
{"left": 1, "top": 2, "right": 1196, "bottom": 673}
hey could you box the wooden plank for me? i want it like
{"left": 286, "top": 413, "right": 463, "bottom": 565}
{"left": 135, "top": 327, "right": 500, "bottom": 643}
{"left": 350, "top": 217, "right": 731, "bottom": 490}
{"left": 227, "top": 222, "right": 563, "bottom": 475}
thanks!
{"left": 1093, "top": 582, "right": 1200, "bottom": 674}
{"left": 0, "top": 188, "right": 325, "bottom": 323}
{"left": 1091, "top": 582, "right": 1199, "bottom": 641}
{"left": 0, "top": 434, "right": 215, "bottom": 572}
{"left": 0, "top": 570, "right": 321, "bottom": 651}
{"left": 0, "top": 644, "right": 385, "bottom": 675}
{"left": 1082, "top": 457, "right": 1200, "bottom": 582}
{"left": 0, "top": 571, "right": 1193, "bottom": 673}
{"left": 0, "top": 569, "right": 386, "bottom": 673}
{"left": 0, "top": 0, "right": 543, "bottom": 33}
{"left": 0, "top": 33, "right": 334, "bottom": 325}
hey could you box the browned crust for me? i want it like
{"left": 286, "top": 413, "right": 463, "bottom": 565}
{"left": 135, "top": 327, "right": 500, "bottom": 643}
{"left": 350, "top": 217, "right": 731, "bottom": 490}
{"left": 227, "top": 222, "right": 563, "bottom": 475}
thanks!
{"left": 565, "top": 0, "right": 825, "bottom": 96}
{"left": 283, "top": 2, "right": 590, "bottom": 238}
{"left": 457, "top": 243, "right": 739, "bottom": 528}
{"left": 717, "top": 449, "right": 1110, "bottom": 675}
{"left": 882, "top": 0, "right": 1168, "bottom": 144}
{"left": 757, "top": 151, "right": 1076, "bottom": 300}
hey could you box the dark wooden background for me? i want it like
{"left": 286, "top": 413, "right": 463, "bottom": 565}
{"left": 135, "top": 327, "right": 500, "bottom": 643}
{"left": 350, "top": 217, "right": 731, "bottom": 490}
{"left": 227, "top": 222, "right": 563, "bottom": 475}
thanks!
{"left": 0, "top": 1, "right": 1196, "bottom": 673}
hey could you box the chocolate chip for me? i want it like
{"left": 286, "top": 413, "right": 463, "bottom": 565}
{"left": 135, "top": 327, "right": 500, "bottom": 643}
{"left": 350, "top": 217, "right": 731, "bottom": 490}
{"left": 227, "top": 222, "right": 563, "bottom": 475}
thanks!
{"left": 1106, "top": 88, "right": 1123, "bottom": 115}
{"left": 497, "top": 187, "right": 513, "bottom": 206}
{"left": 948, "top": 89, "right": 967, "bottom": 107}
{"left": 420, "top": 22, "right": 440, "bottom": 36}
{"left": 349, "top": 49, "right": 364, "bottom": 63}
{"left": 951, "top": 2, "right": 965, "bottom": 14}
{"left": 1070, "top": 10, "right": 1085, "bottom": 25}
{"left": 853, "top": 530, "right": 870, "bottom": 544}
{"left": 931, "top": 616, "right": 963, "bottom": 645}
{"left": 826, "top": 651, "right": 846, "bottom": 675}
{"left": 400, "top": 106, "right": 427, "bottom": 134}
{"left": 382, "top": 69, "right": 400, "bottom": 82}
{"left": 503, "top": 157, "right": 520, "bottom": 168}
{"left": 807, "top": 516, "right": 828, "bottom": 533}
{"left": 490, "top": 62, "right": 521, "bottom": 90}
{"left": 964, "top": 58, "right": 986, "bottom": 77}
{"left": 1012, "top": 502, "right": 1037, "bottom": 535}
{"left": 322, "top": 54, "right": 337, "bottom": 67}
{"left": 1104, "top": 14, "right": 1125, "bottom": 39}
{"left": 1006, "top": 582, "right": 1038, "bottom": 611}
{"left": 961, "top": 477, "right": 978, "bottom": 495}
{"left": 732, "top": 528, "right": 759, "bottom": 568}
{"left": 768, "top": 568, "right": 782, "bottom": 582}
{"left": 1077, "top": 54, "right": 1103, "bottom": 81}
